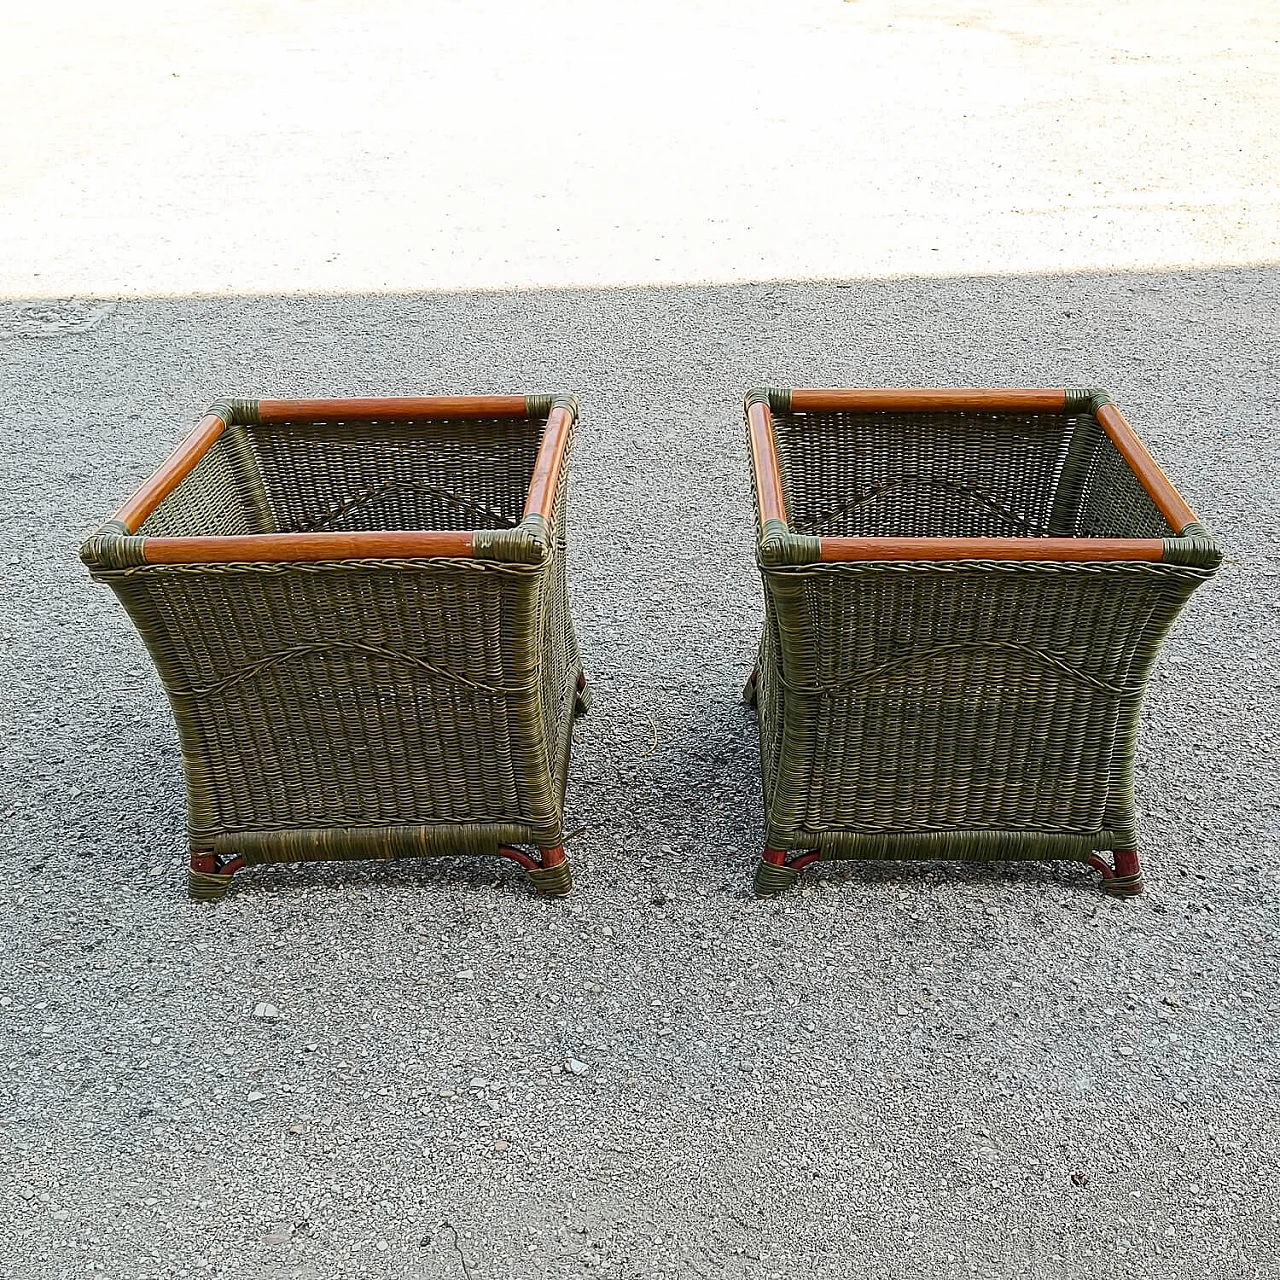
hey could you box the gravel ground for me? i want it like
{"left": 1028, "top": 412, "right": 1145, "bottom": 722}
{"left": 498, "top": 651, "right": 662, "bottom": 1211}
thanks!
{"left": 0, "top": 270, "right": 1277, "bottom": 1278}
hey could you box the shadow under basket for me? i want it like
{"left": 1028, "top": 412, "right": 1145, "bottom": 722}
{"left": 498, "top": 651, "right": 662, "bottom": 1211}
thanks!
{"left": 742, "top": 386, "right": 1221, "bottom": 898}
{"left": 82, "top": 394, "right": 590, "bottom": 900}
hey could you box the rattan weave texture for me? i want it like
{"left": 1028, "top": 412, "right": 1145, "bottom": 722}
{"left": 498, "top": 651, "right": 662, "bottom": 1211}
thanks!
{"left": 744, "top": 389, "right": 1219, "bottom": 896}
{"left": 82, "top": 398, "right": 586, "bottom": 900}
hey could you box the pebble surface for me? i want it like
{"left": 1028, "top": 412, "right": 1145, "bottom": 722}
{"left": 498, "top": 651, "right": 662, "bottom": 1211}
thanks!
{"left": 0, "top": 272, "right": 1276, "bottom": 1278}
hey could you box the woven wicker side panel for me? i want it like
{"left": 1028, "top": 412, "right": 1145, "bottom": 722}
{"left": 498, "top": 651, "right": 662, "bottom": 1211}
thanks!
{"left": 106, "top": 559, "right": 561, "bottom": 847}
{"left": 244, "top": 417, "right": 542, "bottom": 533}
{"left": 136, "top": 435, "right": 266, "bottom": 537}
{"left": 771, "top": 410, "right": 1082, "bottom": 538}
{"left": 1073, "top": 432, "right": 1177, "bottom": 537}
{"left": 536, "top": 446, "right": 581, "bottom": 804}
{"left": 754, "top": 601, "right": 785, "bottom": 807}
{"left": 759, "top": 560, "right": 1210, "bottom": 850}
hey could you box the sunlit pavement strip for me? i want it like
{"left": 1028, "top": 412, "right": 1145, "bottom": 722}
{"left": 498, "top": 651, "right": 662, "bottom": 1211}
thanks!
{"left": 2, "top": 3, "right": 1279, "bottom": 1279}
{"left": 2, "top": 0, "right": 1278, "bottom": 297}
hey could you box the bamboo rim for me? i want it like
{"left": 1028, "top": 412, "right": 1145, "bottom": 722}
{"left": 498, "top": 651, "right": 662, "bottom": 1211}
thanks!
{"left": 112, "top": 396, "right": 573, "bottom": 564}
{"left": 747, "top": 387, "right": 1204, "bottom": 563}
{"left": 817, "top": 536, "right": 1167, "bottom": 563}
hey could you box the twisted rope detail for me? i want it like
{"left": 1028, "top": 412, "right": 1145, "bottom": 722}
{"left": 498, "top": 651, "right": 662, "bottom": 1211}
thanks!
{"left": 778, "top": 640, "right": 1147, "bottom": 698}
{"left": 793, "top": 475, "right": 1041, "bottom": 536}
{"left": 291, "top": 478, "right": 519, "bottom": 534}
{"left": 168, "top": 641, "right": 537, "bottom": 700}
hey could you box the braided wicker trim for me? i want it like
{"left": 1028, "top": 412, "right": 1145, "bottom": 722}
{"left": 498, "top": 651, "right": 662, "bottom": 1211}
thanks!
{"left": 92, "top": 556, "right": 541, "bottom": 581}
{"left": 166, "top": 641, "right": 540, "bottom": 701}
{"left": 209, "top": 821, "right": 549, "bottom": 860}
{"left": 775, "top": 639, "right": 1149, "bottom": 699}
{"left": 799, "top": 829, "right": 1129, "bottom": 863}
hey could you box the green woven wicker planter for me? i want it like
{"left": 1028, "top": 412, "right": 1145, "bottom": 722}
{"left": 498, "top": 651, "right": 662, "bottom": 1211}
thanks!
{"left": 82, "top": 394, "right": 589, "bottom": 900}
{"left": 743, "top": 386, "right": 1220, "bottom": 897}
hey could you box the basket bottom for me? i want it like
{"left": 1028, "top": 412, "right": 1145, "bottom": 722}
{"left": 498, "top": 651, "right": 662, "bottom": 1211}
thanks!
{"left": 753, "top": 844, "right": 1144, "bottom": 899}
{"left": 186, "top": 839, "right": 573, "bottom": 901}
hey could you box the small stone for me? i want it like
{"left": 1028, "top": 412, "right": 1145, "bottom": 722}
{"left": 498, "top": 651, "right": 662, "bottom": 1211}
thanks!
{"left": 492, "top": 1140, "right": 510, "bottom": 1152}
{"left": 895, "top": 1005, "right": 909, "bottom": 1016}
{"left": 1117, "top": 1047, "right": 1134, "bottom": 1057}
{"left": 247, "top": 1090, "right": 268, "bottom": 1104}
{"left": 455, "top": 969, "right": 475, "bottom": 980}
{"left": 263, "top": 1227, "right": 292, "bottom": 1247}
{"left": 657, "top": 1026, "right": 673, "bottom": 1037}
{"left": 0, "top": 997, "right": 12, "bottom": 1007}
{"left": 19, "top": 1188, "right": 34, "bottom": 1201}
{"left": 376, "top": 1241, "right": 389, "bottom": 1252}
{"left": 567, "top": 1058, "right": 588, "bottom": 1076}
{"left": 288, "top": 1124, "right": 306, "bottom": 1135}
{"left": 252, "top": 1002, "right": 280, "bottom": 1022}
{"left": 470, "top": 1078, "right": 489, "bottom": 1089}
{"left": 602, "top": 926, "right": 614, "bottom": 938}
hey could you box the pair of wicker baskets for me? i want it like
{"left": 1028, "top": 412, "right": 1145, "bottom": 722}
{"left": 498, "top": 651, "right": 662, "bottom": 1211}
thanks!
{"left": 82, "top": 389, "right": 1218, "bottom": 901}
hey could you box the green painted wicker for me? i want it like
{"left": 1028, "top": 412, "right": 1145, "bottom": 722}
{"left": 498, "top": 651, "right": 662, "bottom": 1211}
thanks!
{"left": 82, "top": 395, "right": 588, "bottom": 900}
{"left": 743, "top": 387, "right": 1220, "bottom": 897}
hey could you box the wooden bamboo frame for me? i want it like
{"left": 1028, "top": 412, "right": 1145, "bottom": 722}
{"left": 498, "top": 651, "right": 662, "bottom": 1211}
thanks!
{"left": 748, "top": 388, "right": 1203, "bottom": 562}
{"left": 109, "top": 396, "right": 573, "bottom": 564}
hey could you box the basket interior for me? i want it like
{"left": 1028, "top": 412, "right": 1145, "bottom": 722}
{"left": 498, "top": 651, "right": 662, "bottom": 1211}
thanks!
{"left": 137, "top": 415, "right": 545, "bottom": 538}
{"left": 770, "top": 408, "right": 1176, "bottom": 540}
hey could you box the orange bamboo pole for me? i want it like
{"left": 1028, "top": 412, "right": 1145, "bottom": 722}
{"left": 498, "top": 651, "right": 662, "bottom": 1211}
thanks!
{"left": 143, "top": 530, "right": 476, "bottom": 564}
{"left": 818, "top": 536, "right": 1165, "bottom": 563}
{"left": 523, "top": 404, "right": 574, "bottom": 521}
{"left": 747, "top": 399, "right": 789, "bottom": 527}
{"left": 255, "top": 396, "right": 532, "bottom": 423}
{"left": 789, "top": 389, "right": 1068, "bottom": 414}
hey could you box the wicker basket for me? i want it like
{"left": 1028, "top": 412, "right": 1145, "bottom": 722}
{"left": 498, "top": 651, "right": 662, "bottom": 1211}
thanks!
{"left": 82, "top": 395, "right": 589, "bottom": 901}
{"left": 743, "top": 387, "right": 1220, "bottom": 897}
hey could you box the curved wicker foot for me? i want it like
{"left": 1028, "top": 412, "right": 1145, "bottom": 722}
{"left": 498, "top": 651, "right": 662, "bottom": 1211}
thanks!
{"left": 188, "top": 868, "right": 234, "bottom": 902}
{"left": 754, "top": 849, "right": 798, "bottom": 897}
{"left": 528, "top": 846, "right": 573, "bottom": 897}
{"left": 742, "top": 668, "right": 759, "bottom": 708}
{"left": 501, "top": 845, "right": 572, "bottom": 897}
{"left": 188, "top": 850, "right": 243, "bottom": 902}
{"left": 186, "top": 870, "right": 234, "bottom": 901}
{"left": 574, "top": 671, "right": 592, "bottom": 718}
{"left": 1089, "top": 849, "right": 1145, "bottom": 898}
